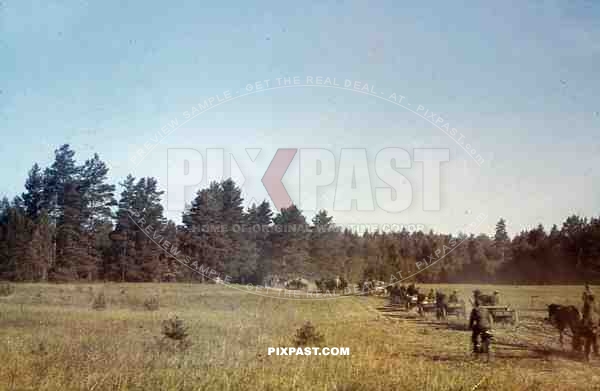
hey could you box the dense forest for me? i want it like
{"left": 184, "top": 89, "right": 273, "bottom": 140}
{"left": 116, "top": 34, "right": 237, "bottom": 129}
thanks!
{"left": 1, "top": 144, "right": 599, "bottom": 285}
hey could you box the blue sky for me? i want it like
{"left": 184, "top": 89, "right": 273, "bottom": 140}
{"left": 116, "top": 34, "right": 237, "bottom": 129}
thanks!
{"left": 1, "top": 0, "right": 599, "bottom": 237}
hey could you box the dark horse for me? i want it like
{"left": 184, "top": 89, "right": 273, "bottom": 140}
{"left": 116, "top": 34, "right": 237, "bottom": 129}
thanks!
{"left": 547, "top": 304, "right": 581, "bottom": 347}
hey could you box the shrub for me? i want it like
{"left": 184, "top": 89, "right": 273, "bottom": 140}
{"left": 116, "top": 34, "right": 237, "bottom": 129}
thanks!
{"left": 160, "top": 315, "right": 191, "bottom": 352}
{"left": 31, "top": 341, "right": 48, "bottom": 356}
{"left": 293, "top": 321, "right": 324, "bottom": 347}
{"left": 0, "top": 282, "right": 15, "bottom": 297}
{"left": 92, "top": 292, "right": 107, "bottom": 310}
{"left": 144, "top": 295, "right": 160, "bottom": 311}
{"left": 162, "top": 315, "right": 188, "bottom": 341}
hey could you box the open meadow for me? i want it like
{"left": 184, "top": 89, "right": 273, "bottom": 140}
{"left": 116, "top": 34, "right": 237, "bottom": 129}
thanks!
{"left": 1, "top": 283, "right": 600, "bottom": 391}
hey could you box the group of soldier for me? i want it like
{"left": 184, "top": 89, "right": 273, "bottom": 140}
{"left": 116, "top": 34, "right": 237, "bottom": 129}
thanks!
{"left": 470, "top": 284, "right": 600, "bottom": 361}
{"left": 387, "top": 282, "right": 600, "bottom": 360}
{"left": 387, "top": 284, "right": 499, "bottom": 355}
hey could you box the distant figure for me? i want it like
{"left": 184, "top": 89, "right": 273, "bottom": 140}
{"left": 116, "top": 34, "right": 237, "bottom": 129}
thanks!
{"left": 427, "top": 289, "right": 435, "bottom": 301}
{"left": 581, "top": 294, "right": 599, "bottom": 361}
{"left": 473, "top": 289, "right": 494, "bottom": 306}
{"left": 469, "top": 299, "right": 491, "bottom": 353}
{"left": 583, "top": 283, "right": 593, "bottom": 306}
{"left": 493, "top": 291, "right": 500, "bottom": 306}
{"left": 449, "top": 290, "right": 459, "bottom": 303}
{"left": 407, "top": 283, "right": 418, "bottom": 296}
{"left": 435, "top": 291, "right": 448, "bottom": 320}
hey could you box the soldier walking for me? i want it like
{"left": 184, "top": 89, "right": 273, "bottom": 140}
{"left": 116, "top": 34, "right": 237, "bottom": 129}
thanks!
{"left": 469, "top": 299, "right": 491, "bottom": 354}
{"left": 581, "top": 293, "right": 599, "bottom": 361}
{"left": 493, "top": 290, "right": 500, "bottom": 305}
{"left": 449, "top": 290, "right": 459, "bottom": 303}
{"left": 583, "top": 283, "right": 593, "bottom": 306}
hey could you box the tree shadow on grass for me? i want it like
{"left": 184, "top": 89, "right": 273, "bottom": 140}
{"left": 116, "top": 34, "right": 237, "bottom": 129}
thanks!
{"left": 381, "top": 312, "right": 421, "bottom": 320}
{"left": 491, "top": 339, "right": 587, "bottom": 361}
{"left": 408, "top": 343, "right": 587, "bottom": 365}
{"left": 375, "top": 305, "right": 409, "bottom": 313}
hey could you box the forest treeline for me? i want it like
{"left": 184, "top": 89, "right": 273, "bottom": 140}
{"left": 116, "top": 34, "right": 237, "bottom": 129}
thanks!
{"left": 1, "top": 144, "right": 599, "bottom": 285}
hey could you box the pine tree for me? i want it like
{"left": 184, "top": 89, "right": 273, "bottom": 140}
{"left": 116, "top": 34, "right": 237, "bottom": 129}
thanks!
{"left": 181, "top": 182, "right": 228, "bottom": 281}
{"left": 43, "top": 144, "right": 78, "bottom": 224}
{"left": 107, "top": 175, "right": 137, "bottom": 281}
{"left": 160, "top": 221, "right": 179, "bottom": 282}
{"left": 79, "top": 154, "right": 117, "bottom": 230}
{"left": 270, "top": 204, "right": 309, "bottom": 278}
{"left": 0, "top": 203, "right": 31, "bottom": 280}
{"left": 220, "top": 179, "right": 247, "bottom": 282}
{"left": 21, "top": 212, "right": 53, "bottom": 281}
{"left": 22, "top": 163, "right": 45, "bottom": 220}
{"left": 309, "top": 210, "right": 339, "bottom": 277}
{"left": 79, "top": 153, "right": 117, "bottom": 277}
{"left": 51, "top": 183, "right": 92, "bottom": 281}
{"left": 107, "top": 176, "right": 166, "bottom": 281}
{"left": 246, "top": 200, "right": 273, "bottom": 284}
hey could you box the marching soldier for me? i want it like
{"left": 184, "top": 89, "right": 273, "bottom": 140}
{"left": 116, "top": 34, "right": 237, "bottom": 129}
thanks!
{"left": 583, "top": 283, "right": 593, "bottom": 306}
{"left": 469, "top": 299, "right": 491, "bottom": 354}
{"left": 407, "top": 283, "right": 418, "bottom": 296}
{"left": 581, "top": 293, "right": 599, "bottom": 361}
{"left": 427, "top": 289, "right": 435, "bottom": 302}
{"left": 493, "top": 290, "right": 500, "bottom": 305}
{"left": 449, "top": 290, "right": 459, "bottom": 303}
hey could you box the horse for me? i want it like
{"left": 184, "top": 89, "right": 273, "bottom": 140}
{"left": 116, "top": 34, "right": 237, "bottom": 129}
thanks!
{"left": 547, "top": 304, "right": 582, "bottom": 347}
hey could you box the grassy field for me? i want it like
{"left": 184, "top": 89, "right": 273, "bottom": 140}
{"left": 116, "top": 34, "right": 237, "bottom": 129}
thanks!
{"left": 1, "top": 283, "right": 600, "bottom": 390}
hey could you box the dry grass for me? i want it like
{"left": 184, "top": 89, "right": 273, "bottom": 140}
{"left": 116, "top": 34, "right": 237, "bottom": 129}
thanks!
{"left": 1, "top": 283, "right": 600, "bottom": 390}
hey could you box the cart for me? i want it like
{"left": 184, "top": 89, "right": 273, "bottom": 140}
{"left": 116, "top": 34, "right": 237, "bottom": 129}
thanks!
{"left": 445, "top": 300, "right": 467, "bottom": 319}
{"left": 481, "top": 305, "right": 519, "bottom": 326}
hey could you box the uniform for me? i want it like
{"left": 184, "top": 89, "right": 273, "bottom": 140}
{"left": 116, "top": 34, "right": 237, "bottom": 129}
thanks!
{"left": 449, "top": 291, "right": 458, "bottom": 303}
{"left": 493, "top": 291, "right": 500, "bottom": 305}
{"left": 581, "top": 295, "right": 599, "bottom": 360}
{"left": 469, "top": 305, "right": 491, "bottom": 353}
{"left": 583, "top": 284, "right": 593, "bottom": 306}
{"left": 436, "top": 292, "right": 448, "bottom": 319}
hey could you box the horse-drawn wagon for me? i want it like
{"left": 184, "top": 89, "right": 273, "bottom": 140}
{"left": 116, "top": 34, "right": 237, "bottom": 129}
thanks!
{"left": 417, "top": 299, "right": 438, "bottom": 317}
{"left": 481, "top": 305, "right": 519, "bottom": 326}
{"left": 471, "top": 290, "right": 519, "bottom": 326}
{"left": 445, "top": 300, "right": 467, "bottom": 319}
